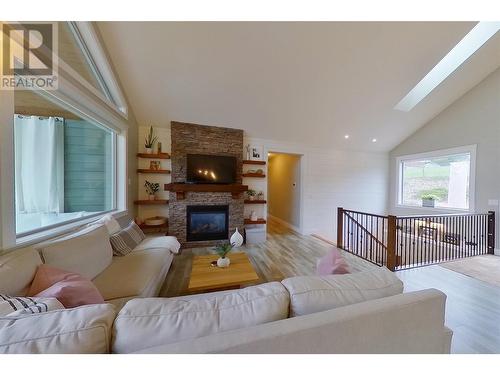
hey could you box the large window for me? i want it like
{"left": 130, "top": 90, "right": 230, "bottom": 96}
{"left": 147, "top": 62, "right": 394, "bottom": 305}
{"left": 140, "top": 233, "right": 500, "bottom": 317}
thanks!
{"left": 1, "top": 22, "right": 128, "bottom": 249}
{"left": 14, "top": 109, "right": 116, "bottom": 236}
{"left": 397, "top": 146, "right": 476, "bottom": 211}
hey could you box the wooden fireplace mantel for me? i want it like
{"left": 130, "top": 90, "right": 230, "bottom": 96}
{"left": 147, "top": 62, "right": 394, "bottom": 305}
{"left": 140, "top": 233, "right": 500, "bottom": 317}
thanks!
{"left": 164, "top": 183, "right": 248, "bottom": 200}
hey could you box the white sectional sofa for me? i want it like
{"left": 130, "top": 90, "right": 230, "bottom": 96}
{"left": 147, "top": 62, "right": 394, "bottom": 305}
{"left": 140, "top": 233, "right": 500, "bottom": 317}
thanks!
{"left": 0, "top": 239, "right": 452, "bottom": 353}
{"left": 0, "top": 216, "right": 452, "bottom": 354}
{"left": 0, "top": 219, "right": 180, "bottom": 310}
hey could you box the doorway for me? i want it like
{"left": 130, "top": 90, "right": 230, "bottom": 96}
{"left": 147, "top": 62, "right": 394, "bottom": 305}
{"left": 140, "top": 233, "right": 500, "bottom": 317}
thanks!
{"left": 267, "top": 152, "right": 302, "bottom": 233}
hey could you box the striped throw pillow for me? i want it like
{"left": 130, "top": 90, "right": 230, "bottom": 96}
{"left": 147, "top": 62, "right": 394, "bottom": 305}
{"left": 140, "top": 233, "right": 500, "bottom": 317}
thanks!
{"left": 0, "top": 295, "right": 64, "bottom": 317}
{"left": 109, "top": 222, "right": 146, "bottom": 256}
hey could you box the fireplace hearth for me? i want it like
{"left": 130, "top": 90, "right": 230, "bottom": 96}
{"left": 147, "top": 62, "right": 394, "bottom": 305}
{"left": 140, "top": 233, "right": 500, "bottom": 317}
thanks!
{"left": 186, "top": 205, "right": 229, "bottom": 242}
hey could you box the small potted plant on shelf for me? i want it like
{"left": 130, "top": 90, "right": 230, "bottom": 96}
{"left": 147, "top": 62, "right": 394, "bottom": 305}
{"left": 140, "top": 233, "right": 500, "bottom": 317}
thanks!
{"left": 246, "top": 189, "right": 257, "bottom": 201}
{"left": 144, "top": 126, "right": 158, "bottom": 154}
{"left": 421, "top": 193, "right": 438, "bottom": 208}
{"left": 144, "top": 180, "right": 160, "bottom": 200}
{"left": 214, "top": 243, "right": 233, "bottom": 268}
{"left": 257, "top": 191, "right": 264, "bottom": 201}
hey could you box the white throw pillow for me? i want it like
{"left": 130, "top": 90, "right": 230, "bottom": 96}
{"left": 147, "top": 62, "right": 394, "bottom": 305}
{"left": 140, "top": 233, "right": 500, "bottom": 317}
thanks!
{"left": 281, "top": 267, "right": 404, "bottom": 316}
{"left": 112, "top": 282, "right": 290, "bottom": 353}
{"left": 91, "top": 214, "right": 121, "bottom": 235}
{"left": 0, "top": 295, "right": 64, "bottom": 317}
{"left": 133, "top": 236, "right": 181, "bottom": 254}
{"left": 36, "top": 225, "right": 113, "bottom": 280}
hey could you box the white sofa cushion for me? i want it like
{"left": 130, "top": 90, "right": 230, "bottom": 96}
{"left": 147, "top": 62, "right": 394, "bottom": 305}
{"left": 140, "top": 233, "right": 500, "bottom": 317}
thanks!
{"left": 36, "top": 225, "right": 113, "bottom": 280}
{"left": 0, "top": 304, "right": 116, "bottom": 354}
{"left": 0, "top": 248, "right": 42, "bottom": 296}
{"left": 281, "top": 267, "right": 403, "bottom": 316}
{"left": 133, "top": 235, "right": 181, "bottom": 254}
{"left": 92, "top": 248, "right": 173, "bottom": 301}
{"left": 112, "top": 282, "right": 290, "bottom": 353}
{"left": 136, "top": 289, "right": 450, "bottom": 354}
{"left": 91, "top": 214, "right": 121, "bottom": 235}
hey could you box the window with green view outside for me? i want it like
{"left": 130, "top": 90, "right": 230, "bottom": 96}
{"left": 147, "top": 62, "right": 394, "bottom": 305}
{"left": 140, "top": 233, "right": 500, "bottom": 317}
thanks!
{"left": 399, "top": 151, "right": 472, "bottom": 210}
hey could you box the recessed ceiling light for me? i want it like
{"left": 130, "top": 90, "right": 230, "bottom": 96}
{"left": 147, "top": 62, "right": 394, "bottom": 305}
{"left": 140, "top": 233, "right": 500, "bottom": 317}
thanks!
{"left": 372, "top": 138, "right": 377, "bottom": 143}
{"left": 344, "top": 134, "right": 349, "bottom": 139}
{"left": 394, "top": 22, "right": 500, "bottom": 112}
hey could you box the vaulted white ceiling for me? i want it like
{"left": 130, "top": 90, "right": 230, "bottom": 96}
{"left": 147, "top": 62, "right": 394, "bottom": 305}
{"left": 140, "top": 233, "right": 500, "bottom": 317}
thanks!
{"left": 97, "top": 22, "right": 500, "bottom": 152}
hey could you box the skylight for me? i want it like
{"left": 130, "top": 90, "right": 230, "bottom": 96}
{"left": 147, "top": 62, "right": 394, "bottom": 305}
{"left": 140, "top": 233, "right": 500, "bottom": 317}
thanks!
{"left": 394, "top": 22, "right": 500, "bottom": 112}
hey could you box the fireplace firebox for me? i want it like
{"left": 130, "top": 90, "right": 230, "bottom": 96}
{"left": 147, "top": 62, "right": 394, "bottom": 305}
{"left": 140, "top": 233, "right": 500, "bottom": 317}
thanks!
{"left": 186, "top": 205, "right": 229, "bottom": 242}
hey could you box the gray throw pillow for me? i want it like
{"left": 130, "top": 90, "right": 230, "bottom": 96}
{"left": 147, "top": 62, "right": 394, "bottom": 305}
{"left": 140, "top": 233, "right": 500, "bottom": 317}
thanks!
{"left": 109, "top": 222, "right": 146, "bottom": 256}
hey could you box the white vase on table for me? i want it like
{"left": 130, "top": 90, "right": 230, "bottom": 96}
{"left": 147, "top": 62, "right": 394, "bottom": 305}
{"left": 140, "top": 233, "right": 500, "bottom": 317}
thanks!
{"left": 217, "top": 257, "right": 231, "bottom": 268}
{"left": 230, "top": 228, "right": 244, "bottom": 247}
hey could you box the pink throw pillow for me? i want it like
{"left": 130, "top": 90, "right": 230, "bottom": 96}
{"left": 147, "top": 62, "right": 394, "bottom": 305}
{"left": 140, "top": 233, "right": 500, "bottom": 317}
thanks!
{"left": 316, "top": 248, "right": 350, "bottom": 276}
{"left": 28, "top": 265, "right": 105, "bottom": 308}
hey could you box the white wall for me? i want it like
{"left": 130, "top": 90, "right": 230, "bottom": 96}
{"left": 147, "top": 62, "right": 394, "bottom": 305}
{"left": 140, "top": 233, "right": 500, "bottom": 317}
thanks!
{"left": 389, "top": 67, "right": 500, "bottom": 247}
{"left": 268, "top": 153, "right": 302, "bottom": 229}
{"left": 247, "top": 137, "right": 389, "bottom": 241}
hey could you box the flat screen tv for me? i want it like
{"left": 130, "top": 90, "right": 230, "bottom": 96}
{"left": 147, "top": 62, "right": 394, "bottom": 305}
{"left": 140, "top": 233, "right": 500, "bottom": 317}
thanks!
{"left": 186, "top": 154, "right": 237, "bottom": 184}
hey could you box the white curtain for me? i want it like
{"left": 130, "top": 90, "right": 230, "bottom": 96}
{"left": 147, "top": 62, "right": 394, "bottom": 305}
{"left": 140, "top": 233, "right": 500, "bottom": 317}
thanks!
{"left": 14, "top": 115, "right": 64, "bottom": 214}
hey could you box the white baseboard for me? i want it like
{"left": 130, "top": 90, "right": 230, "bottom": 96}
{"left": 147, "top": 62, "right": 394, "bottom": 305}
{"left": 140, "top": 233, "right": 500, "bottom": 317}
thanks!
{"left": 311, "top": 233, "right": 337, "bottom": 247}
{"left": 267, "top": 214, "right": 301, "bottom": 234}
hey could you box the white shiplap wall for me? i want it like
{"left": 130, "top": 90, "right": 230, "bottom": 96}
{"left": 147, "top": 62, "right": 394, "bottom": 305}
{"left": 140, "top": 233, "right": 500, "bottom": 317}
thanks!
{"left": 245, "top": 137, "right": 389, "bottom": 241}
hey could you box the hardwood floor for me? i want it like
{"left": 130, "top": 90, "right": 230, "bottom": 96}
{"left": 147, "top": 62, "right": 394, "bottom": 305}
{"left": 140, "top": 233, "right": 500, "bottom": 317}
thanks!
{"left": 160, "top": 218, "right": 500, "bottom": 354}
{"left": 397, "top": 265, "right": 500, "bottom": 353}
{"left": 160, "top": 218, "right": 376, "bottom": 297}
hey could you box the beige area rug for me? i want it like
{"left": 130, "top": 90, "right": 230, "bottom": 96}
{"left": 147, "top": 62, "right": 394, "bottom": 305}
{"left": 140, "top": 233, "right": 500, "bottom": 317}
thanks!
{"left": 439, "top": 255, "right": 500, "bottom": 288}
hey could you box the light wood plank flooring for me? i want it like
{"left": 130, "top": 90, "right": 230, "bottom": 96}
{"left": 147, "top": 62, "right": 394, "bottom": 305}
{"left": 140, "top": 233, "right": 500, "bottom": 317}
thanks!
{"left": 397, "top": 265, "right": 500, "bottom": 353}
{"left": 160, "top": 218, "right": 376, "bottom": 297}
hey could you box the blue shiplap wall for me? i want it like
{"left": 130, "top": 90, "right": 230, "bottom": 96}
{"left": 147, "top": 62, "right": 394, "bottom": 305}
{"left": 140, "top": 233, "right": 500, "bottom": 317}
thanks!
{"left": 64, "top": 120, "right": 112, "bottom": 213}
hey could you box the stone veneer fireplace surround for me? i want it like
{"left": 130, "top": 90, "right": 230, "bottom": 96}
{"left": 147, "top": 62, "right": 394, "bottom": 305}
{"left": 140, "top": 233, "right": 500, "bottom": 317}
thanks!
{"left": 168, "top": 121, "right": 245, "bottom": 248}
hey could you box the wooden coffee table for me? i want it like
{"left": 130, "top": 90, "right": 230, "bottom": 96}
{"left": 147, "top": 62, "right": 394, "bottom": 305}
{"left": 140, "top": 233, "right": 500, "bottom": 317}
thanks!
{"left": 187, "top": 252, "right": 260, "bottom": 293}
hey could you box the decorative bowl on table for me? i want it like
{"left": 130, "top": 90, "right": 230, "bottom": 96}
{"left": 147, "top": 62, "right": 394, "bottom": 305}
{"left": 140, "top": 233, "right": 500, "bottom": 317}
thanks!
{"left": 144, "top": 216, "right": 167, "bottom": 226}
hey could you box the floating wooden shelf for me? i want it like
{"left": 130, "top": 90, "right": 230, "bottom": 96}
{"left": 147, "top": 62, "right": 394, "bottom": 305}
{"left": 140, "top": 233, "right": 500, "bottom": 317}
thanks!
{"left": 244, "top": 219, "right": 267, "bottom": 225}
{"left": 243, "top": 160, "right": 266, "bottom": 165}
{"left": 244, "top": 199, "right": 267, "bottom": 204}
{"left": 134, "top": 199, "right": 169, "bottom": 205}
{"left": 242, "top": 173, "right": 266, "bottom": 178}
{"left": 137, "top": 169, "right": 171, "bottom": 174}
{"left": 137, "top": 152, "right": 170, "bottom": 159}
{"left": 164, "top": 183, "right": 248, "bottom": 200}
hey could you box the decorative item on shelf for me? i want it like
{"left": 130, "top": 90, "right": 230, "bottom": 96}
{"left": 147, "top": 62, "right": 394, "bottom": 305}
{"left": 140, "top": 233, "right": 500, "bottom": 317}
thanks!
{"left": 144, "top": 180, "right": 160, "bottom": 200}
{"left": 250, "top": 145, "right": 263, "bottom": 161}
{"left": 144, "top": 216, "right": 167, "bottom": 226}
{"left": 257, "top": 191, "right": 264, "bottom": 200}
{"left": 421, "top": 194, "right": 438, "bottom": 208}
{"left": 157, "top": 141, "right": 162, "bottom": 154}
{"left": 214, "top": 243, "right": 233, "bottom": 268}
{"left": 246, "top": 189, "right": 257, "bottom": 201}
{"left": 230, "top": 228, "right": 244, "bottom": 248}
{"left": 245, "top": 144, "right": 251, "bottom": 160}
{"left": 256, "top": 168, "right": 264, "bottom": 175}
{"left": 144, "top": 126, "right": 158, "bottom": 154}
{"left": 250, "top": 210, "right": 258, "bottom": 221}
{"left": 149, "top": 160, "right": 161, "bottom": 170}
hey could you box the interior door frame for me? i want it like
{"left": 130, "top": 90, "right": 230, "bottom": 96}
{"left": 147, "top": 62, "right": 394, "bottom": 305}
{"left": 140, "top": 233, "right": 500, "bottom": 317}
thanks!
{"left": 266, "top": 149, "right": 305, "bottom": 234}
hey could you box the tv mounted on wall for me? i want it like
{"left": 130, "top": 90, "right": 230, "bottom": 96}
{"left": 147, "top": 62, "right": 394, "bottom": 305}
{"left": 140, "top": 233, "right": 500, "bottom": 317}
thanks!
{"left": 186, "top": 154, "right": 237, "bottom": 184}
